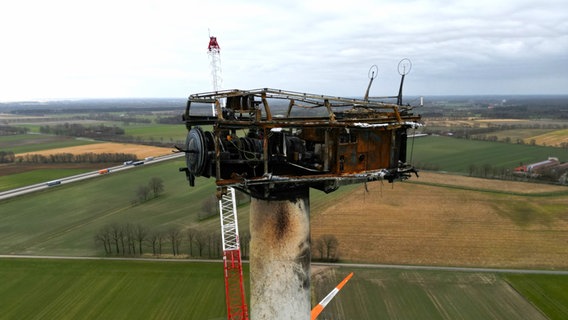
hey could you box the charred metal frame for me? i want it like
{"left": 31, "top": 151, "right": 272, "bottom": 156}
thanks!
{"left": 180, "top": 88, "right": 421, "bottom": 199}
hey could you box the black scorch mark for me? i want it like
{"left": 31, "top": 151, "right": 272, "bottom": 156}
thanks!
{"left": 274, "top": 203, "right": 290, "bottom": 240}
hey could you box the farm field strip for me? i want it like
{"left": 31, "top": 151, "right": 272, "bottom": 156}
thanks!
{"left": 0, "top": 134, "right": 100, "bottom": 154}
{"left": 2, "top": 159, "right": 568, "bottom": 268}
{"left": 409, "top": 179, "right": 568, "bottom": 197}
{"left": 313, "top": 266, "right": 556, "bottom": 319}
{"left": 505, "top": 274, "right": 568, "bottom": 319}
{"left": 8, "top": 204, "right": 134, "bottom": 254}
{"left": 15, "top": 142, "right": 174, "bottom": 159}
{"left": 412, "top": 135, "right": 568, "bottom": 173}
{"left": 311, "top": 172, "right": 568, "bottom": 269}
{"left": 0, "top": 168, "right": 91, "bottom": 192}
{"left": 529, "top": 128, "right": 568, "bottom": 147}
{"left": 0, "top": 159, "right": 222, "bottom": 256}
{"left": 413, "top": 172, "right": 568, "bottom": 194}
{"left": 1, "top": 258, "right": 565, "bottom": 320}
{"left": 123, "top": 123, "right": 187, "bottom": 141}
{"left": 0, "top": 258, "right": 230, "bottom": 320}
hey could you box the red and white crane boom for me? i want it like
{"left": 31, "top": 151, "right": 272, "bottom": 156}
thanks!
{"left": 208, "top": 34, "right": 248, "bottom": 320}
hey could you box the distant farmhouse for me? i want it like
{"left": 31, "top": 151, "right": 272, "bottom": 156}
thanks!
{"left": 514, "top": 157, "right": 568, "bottom": 184}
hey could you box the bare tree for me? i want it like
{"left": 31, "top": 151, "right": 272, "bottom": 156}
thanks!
{"left": 148, "top": 177, "right": 164, "bottom": 198}
{"left": 157, "top": 231, "right": 164, "bottom": 256}
{"left": 240, "top": 231, "right": 251, "bottom": 259}
{"left": 148, "top": 230, "right": 164, "bottom": 256}
{"left": 313, "top": 236, "right": 325, "bottom": 260}
{"left": 319, "top": 234, "right": 339, "bottom": 261}
{"left": 194, "top": 231, "right": 208, "bottom": 257}
{"left": 136, "top": 185, "right": 151, "bottom": 203}
{"left": 207, "top": 233, "right": 222, "bottom": 258}
{"left": 148, "top": 231, "right": 159, "bottom": 256}
{"left": 187, "top": 228, "right": 196, "bottom": 257}
{"left": 200, "top": 195, "right": 218, "bottom": 220}
{"left": 134, "top": 224, "right": 147, "bottom": 255}
{"left": 168, "top": 228, "right": 182, "bottom": 256}
{"left": 95, "top": 226, "right": 112, "bottom": 254}
{"left": 124, "top": 223, "right": 136, "bottom": 255}
{"left": 110, "top": 224, "right": 123, "bottom": 255}
{"left": 213, "top": 231, "right": 222, "bottom": 258}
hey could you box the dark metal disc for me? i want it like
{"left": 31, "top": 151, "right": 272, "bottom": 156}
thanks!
{"left": 185, "top": 127, "right": 207, "bottom": 176}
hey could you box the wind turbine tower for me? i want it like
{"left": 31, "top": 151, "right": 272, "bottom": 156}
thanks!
{"left": 183, "top": 47, "right": 421, "bottom": 318}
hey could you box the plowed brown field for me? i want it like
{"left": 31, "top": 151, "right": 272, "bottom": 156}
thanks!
{"left": 311, "top": 172, "right": 568, "bottom": 269}
{"left": 16, "top": 142, "right": 173, "bottom": 159}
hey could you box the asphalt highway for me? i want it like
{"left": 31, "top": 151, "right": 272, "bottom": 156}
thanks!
{"left": 0, "top": 152, "right": 184, "bottom": 201}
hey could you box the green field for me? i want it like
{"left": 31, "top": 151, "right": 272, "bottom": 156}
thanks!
{"left": 0, "top": 159, "right": 229, "bottom": 256}
{"left": 0, "top": 258, "right": 230, "bottom": 320}
{"left": 0, "top": 134, "right": 99, "bottom": 154}
{"left": 411, "top": 135, "right": 568, "bottom": 173}
{"left": 315, "top": 267, "right": 567, "bottom": 320}
{"left": 0, "top": 168, "right": 92, "bottom": 191}
{"left": 1, "top": 259, "right": 566, "bottom": 320}
{"left": 473, "top": 128, "right": 551, "bottom": 142}
{"left": 123, "top": 124, "right": 187, "bottom": 142}
{"left": 505, "top": 274, "right": 568, "bottom": 320}
{"left": 0, "top": 157, "right": 352, "bottom": 256}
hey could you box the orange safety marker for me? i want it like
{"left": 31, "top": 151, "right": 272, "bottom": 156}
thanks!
{"left": 311, "top": 272, "right": 354, "bottom": 320}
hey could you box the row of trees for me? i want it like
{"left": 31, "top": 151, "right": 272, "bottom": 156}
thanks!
{"left": 11, "top": 152, "right": 137, "bottom": 164}
{"left": 155, "top": 115, "right": 183, "bottom": 124}
{"left": 39, "top": 123, "right": 125, "bottom": 137}
{"left": 6, "top": 119, "right": 182, "bottom": 149}
{"left": 422, "top": 131, "right": 568, "bottom": 149}
{"left": 84, "top": 113, "right": 152, "bottom": 124}
{"left": 0, "top": 151, "right": 15, "bottom": 163}
{"left": 0, "top": 125, "right": 28, "bottom": 135}
{"left": 94, "top": 223, "right": 250, "bottom": 258}
{"left": 420, "top": 97, "right": 568, "bottom": 120}
{"left": 94, "top": 221, "right": 340, "bottom": 262}
{"left": 313, "top": 234, "right": 340, "bottom": 262}
{"left": 100, "top": 135, "right": 184, "bottom": 148}
{"left": 467, "top": 163, "right": 567, "bottom": 184}
{"left": 465, "top": 135, "right": 567, "bottom": 149}
{"left": 413, "top": 161, "right": 568, "bottom": 185}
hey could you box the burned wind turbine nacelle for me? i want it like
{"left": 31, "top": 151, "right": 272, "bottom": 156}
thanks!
{"left": 179, "top": 88, "right": 421, "bottom": 199}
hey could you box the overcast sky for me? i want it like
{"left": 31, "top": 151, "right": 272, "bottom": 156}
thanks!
{"left": 1, "top": 0, "right": 567, "bottom": 101}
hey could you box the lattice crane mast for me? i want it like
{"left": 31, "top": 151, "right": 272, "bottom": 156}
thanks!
{"left": 207, "top": 34, "right": 248, "bottom": 320}
{"left": 218, "top": 187, "right": 248, "bottom": 319}
{"left": 208, "top": 35, "right": 222, "bottom": 92}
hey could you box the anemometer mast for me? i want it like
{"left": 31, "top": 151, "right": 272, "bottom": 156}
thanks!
{"left": 396, "top": 58, "right": 412, "bottom": 106}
